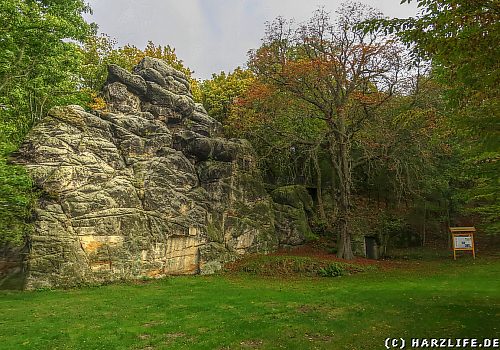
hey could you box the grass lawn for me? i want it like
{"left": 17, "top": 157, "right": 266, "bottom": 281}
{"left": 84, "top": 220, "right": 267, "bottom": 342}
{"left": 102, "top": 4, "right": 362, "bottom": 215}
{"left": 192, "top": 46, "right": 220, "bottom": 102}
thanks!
{"left": 0, "top": 255, "right": 498, "bottom": 350}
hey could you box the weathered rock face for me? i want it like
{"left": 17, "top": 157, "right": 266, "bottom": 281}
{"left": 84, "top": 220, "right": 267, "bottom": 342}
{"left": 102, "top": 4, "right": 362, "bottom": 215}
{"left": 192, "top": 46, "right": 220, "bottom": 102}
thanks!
{"left": 14, "top": 58, "right": 278, "bottom": 289}
{"left": 271, "top": 185, "right": 315, "bottom": 247}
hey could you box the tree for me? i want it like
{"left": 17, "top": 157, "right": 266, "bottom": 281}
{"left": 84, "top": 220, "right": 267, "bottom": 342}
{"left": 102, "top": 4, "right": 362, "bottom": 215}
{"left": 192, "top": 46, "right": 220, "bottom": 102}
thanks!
{"left": 200, "top": 68, "right": 255, "bottom": 123}
{"left": 366, "top": 0, "right": 499, "bottom": 233}
{"left": 0, "top": 0, "right": 92, "bottom": 131}
{"left": 248, "top": 4, "right": 406, "bottom": 259}
{"left": 355, "top": 76, "right": 456, "bottom": 246}
{"left": 0, "top": 0, "right": 92, "bottom": 244}
{"left": 233, "top": 71, "right": 454, "bottom": 250}
{"left": 367, "top": 0, "right": 499, "bottom": 100}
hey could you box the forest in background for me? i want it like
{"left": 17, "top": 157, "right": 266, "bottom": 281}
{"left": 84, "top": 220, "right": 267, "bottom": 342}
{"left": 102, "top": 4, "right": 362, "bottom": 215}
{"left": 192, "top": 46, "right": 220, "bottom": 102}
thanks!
{"left": 0, "top": 0, "right": 498, "bottom": 255}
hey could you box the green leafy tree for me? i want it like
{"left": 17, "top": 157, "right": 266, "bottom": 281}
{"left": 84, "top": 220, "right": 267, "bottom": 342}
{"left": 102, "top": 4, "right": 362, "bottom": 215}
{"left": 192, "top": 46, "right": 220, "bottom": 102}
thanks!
{"left": 0, "top": 0, "right": 92, "bottom": 131}
{"left": 366, "top": 0, "right": 499, "bottom": 233}
{"left": 356, "top": 77, "right": 457, "bottom": 245}
{"left": 200, "top": 68, "right": 255, "bottom": 123}
{"left": 0, "top": 0, "right": 92, "bottom": 244}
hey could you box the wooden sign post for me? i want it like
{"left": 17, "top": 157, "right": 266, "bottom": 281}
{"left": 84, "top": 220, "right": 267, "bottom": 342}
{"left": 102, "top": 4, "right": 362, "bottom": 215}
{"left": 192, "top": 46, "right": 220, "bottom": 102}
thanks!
{"left": 449, "top": 227, "right": 476, "bottom": 260}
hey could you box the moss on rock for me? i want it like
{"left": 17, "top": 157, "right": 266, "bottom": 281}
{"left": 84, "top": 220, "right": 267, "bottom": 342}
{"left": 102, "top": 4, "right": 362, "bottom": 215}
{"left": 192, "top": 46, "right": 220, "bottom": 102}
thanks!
{"left": 271, "top": 185, "right": 313, "bottom": 212}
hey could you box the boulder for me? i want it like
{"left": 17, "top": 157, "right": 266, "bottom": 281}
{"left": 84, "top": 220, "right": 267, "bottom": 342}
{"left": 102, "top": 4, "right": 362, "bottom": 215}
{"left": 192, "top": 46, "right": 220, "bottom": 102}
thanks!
{"left": 13, "top": 58, "right": 278, "bottom": 289}
{"left": 271, "top": 185, "right": 316, "bottom": 246}
{"left": 103, "top": 82, "right": 142, "bottom": 114}
{"left": 107, "top": 64, "right": 147, "bottom": 97}
{"left": 271, "top": 185, "right": 314, "bottom": 213}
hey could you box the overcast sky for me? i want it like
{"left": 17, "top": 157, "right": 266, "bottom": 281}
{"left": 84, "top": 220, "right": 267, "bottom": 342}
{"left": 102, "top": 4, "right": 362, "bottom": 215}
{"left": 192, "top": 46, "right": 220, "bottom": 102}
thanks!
{"left": 84, "top": 1, "right": 418, "bottom": 80}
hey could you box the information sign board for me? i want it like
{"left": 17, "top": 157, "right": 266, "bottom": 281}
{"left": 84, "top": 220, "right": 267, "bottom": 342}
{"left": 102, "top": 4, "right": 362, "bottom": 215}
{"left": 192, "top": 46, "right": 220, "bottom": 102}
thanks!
{"left": 449, "top": 227, "right": 476, "bottom": 260}
{"left": 454, "top": 235, "right": 473, "bottom": 249}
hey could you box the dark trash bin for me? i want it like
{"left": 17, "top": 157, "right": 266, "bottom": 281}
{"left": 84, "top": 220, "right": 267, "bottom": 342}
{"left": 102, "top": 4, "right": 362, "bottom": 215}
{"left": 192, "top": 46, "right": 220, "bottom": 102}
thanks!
{"left": 365, "top": 236, "right": 379, "bottom": 260}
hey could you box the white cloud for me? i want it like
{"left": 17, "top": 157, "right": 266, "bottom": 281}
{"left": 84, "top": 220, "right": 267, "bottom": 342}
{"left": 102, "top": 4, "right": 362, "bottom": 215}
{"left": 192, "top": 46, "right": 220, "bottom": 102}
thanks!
{"left": 84, "top": 0, "right": 417, "bottom": 79}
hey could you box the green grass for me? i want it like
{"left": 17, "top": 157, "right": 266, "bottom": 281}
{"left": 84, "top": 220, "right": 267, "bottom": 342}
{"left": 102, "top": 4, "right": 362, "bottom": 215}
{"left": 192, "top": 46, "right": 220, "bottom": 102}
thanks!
{"left": 0, "top": 256, "right": 498, "bottom": 350}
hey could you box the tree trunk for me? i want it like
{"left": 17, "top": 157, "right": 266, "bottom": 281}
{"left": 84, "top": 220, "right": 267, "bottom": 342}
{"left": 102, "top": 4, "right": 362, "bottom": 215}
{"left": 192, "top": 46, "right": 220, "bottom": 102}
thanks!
{"left": 337, "top": 138, "right": 354, "bottom": 260}
{"left": 422, "top": 201, "right": 427, "bottom": 247}
{"left": 312, "top": 151, "right": 327, "bottom": 223}
{"left": 329, "top": 131, "right": 354, "bottom": 260}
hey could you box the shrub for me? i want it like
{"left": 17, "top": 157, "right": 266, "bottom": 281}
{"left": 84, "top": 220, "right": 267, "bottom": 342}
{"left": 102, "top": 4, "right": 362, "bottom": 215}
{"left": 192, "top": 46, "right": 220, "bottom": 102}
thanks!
{"left": 318, "top": 263, "right": 345, "bottom": 277}
{"left": 229, "top": 255, "right": 368, "bottom": 277}
{"left": 0, "top": 140, "right": 36, "bottom": 245}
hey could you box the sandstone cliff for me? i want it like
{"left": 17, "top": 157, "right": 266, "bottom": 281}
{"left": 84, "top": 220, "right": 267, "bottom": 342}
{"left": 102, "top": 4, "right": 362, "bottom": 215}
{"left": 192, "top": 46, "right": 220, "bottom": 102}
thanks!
{"left": 7, "top": 58, "right": 312, "bottom": 289}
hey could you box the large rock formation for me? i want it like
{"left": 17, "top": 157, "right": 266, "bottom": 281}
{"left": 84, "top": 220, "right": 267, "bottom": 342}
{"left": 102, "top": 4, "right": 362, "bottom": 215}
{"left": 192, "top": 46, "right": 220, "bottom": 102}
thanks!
{"left": 271, "top": 185, "right": 315, "bottom": 247}
{"left": 13, "top": 58, "right": 283, "bottom": 289}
